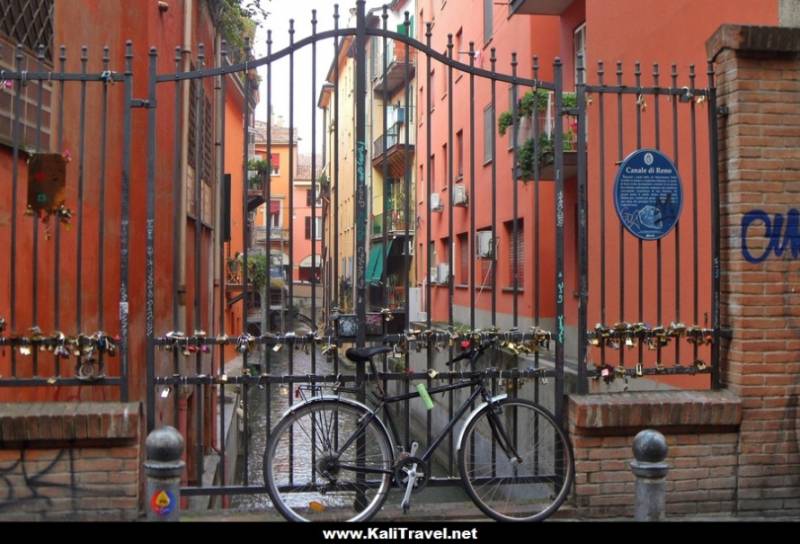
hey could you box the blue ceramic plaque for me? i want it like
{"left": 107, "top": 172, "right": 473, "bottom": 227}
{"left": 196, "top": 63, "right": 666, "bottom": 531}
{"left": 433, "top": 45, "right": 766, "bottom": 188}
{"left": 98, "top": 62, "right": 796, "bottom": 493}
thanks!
{"left": 613, "top": 149, "right": 682, "bottom": 240}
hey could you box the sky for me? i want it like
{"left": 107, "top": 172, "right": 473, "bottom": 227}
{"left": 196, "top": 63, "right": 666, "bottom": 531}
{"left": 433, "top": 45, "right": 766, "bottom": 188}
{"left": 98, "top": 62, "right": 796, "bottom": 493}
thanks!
{"left": 252, "top": 0, "right": 388, "bottom": 155}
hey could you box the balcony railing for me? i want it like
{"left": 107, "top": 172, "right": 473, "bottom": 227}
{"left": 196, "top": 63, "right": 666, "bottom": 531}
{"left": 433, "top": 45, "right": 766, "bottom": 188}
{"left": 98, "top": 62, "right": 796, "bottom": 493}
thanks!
{"left": 372, "top": 122, "right": 415, "bottom": 163}
{"left": 372, "top": 209, "right": 412, "bottom": 238}
{"left": 372, "top": 41, "right": 416, "bottom": 95}
{"left": 253, "top": 226, "right": 289, "bottom": 245}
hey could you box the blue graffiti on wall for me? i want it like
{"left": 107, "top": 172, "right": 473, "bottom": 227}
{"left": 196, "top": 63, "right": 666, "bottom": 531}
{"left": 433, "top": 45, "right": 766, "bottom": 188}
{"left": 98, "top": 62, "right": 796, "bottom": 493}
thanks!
{"left": 741, "top": 209, "right": 800, "bottom": 263}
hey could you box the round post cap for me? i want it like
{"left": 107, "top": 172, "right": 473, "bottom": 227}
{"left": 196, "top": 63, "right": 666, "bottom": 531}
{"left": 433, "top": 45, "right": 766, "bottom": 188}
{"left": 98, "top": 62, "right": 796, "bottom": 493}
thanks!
{"left": 146, "top": 425, "right": 185, "bottom": 462}
{"left": 630, "top": 429, "right": 669, "bottom": 479}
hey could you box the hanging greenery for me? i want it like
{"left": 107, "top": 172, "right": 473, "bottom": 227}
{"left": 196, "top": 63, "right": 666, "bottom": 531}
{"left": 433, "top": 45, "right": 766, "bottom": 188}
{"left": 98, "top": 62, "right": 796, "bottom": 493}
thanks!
{"left": 239, "top": 253, "right": 269, "bottom": 289}
{"left": 516, "top": 133, "right": 576, "bottom": 180}
{"left": 497, "top": 89, "right": 577, "bottom": 135}
{"left": 207, "top": 0, "right": 270, "bottom": 63}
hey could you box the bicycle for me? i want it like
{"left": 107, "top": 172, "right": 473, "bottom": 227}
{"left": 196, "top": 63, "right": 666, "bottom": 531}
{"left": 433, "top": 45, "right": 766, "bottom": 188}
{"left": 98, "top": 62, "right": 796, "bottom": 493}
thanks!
{"left": 263, "top": 338, "right": 574, "bottom": 522}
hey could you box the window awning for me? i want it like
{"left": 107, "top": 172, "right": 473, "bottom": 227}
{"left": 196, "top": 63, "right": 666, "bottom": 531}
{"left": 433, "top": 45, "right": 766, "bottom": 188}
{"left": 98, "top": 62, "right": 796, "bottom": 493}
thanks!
{"left": 269, "top": 201, "right": 280, "bottom": 214}
{"left": 299, "top": 254, "right": 322, "bottom": 268}
{"left": 366, "top": 241, "right": 394, "bottom": 284}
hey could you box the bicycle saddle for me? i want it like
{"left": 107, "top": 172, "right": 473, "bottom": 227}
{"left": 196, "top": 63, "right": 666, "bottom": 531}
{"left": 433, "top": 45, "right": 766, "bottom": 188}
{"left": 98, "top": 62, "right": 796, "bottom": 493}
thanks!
{"left": 345, "top": 346, "right": 392, "bottom": 364}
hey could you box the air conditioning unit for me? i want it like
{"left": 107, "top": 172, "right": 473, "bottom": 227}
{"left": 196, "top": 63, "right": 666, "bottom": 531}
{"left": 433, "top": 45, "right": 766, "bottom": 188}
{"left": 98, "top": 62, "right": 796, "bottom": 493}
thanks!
{"left": 476, "top": 231, "right": 494, "bottom": 259}
{"left": 429, "top": 266, "right": 439, "bottom": 284}
{"left": 430, "top": 193, "right": 443, "bottom": 212}
{"left": 437, "top": 263, "right": 450, "bottom": 284}
{"left": 452, "top": 184, "right": 468, "bottom": 207}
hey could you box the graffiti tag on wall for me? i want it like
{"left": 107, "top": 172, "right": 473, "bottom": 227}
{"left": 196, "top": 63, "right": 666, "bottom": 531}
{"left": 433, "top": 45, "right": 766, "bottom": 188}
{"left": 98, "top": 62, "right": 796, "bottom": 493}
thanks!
{"left": 741, "top": 209, "right": 800, "bottom": 263}
{"left": 0, "top": 448, "right": 81, "bottom": 512}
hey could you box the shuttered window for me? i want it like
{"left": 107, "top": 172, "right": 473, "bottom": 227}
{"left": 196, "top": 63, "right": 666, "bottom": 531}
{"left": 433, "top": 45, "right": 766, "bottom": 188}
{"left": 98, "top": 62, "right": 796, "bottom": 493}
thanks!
{"left": 458, "top": 233, "right": 468, "bottom": 284}
{"left": 483, "top": 105, "right": 493, "bottom": 163}
{"left": 506, "top": 219, "right": 524, "bottom": 287}
{"left": 483, "top": 0, "right": 493, "bottom": 44}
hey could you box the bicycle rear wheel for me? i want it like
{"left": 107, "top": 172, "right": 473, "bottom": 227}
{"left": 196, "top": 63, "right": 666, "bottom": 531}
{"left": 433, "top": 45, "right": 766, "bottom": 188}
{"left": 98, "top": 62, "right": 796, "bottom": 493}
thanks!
{"left": 264, "top": 399, "right": 394, "bottom": 522}
{"left": 458, "top": 398, "right": 573, "bottom": 522}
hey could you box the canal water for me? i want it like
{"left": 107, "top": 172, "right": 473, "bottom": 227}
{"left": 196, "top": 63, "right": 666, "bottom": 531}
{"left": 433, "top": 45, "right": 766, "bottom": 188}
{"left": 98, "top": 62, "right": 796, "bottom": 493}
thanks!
{"left": 231, "top": 346, "right": 468, "bottom": 512}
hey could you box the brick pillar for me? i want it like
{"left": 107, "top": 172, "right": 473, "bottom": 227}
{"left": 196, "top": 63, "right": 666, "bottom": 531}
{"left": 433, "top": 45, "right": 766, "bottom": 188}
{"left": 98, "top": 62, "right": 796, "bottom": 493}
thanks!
{"left": 707, "top": 24, "right": 800, "bottom": 516}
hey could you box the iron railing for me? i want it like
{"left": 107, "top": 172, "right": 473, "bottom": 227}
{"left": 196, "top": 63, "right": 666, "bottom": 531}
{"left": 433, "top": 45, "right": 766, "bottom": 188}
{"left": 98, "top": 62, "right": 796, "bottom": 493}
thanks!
{"left": 0, "top": 0, "right": 720, "bottom": 504}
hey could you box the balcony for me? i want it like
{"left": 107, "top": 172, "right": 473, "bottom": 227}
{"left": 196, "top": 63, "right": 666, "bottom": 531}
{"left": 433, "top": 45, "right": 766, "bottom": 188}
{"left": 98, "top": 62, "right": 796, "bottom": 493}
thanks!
{"left": 371, "top": 209, "right": 413, "bottom": 240}
{"left": 372, "top": 42, "right": 416, "bottom": 96}
{"left": 372, "top": 123, "right": 415, "bottom": 173}
{"left": 501, "top": 89, "right": 581, "bottom": 181}
{"left": 509, "top": 0, "right": 575, "bottom": 16}
{"left": 252, "top": 226, "right": 289, "bottom": 246}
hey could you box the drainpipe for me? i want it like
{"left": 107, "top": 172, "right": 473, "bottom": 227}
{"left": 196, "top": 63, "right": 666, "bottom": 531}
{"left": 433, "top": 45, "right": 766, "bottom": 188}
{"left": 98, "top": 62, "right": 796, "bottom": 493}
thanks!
{"left": 178, "top": 0, "right": 192, "bottom": 333}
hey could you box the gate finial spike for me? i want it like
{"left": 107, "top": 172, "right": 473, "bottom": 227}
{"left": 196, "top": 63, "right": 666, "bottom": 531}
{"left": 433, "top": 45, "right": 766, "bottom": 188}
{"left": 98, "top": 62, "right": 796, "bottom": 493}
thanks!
{"left": 312, "top": 9, "right": 317, "bottom": 32}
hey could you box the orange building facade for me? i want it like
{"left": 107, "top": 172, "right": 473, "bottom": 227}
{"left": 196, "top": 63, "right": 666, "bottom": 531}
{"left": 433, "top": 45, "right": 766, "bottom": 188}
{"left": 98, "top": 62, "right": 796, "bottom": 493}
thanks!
{"left": 417, "top": 0, "right": 780, "bottom": 373}
{"left": 0, "top": 0, "right": 255, "bottom": 485}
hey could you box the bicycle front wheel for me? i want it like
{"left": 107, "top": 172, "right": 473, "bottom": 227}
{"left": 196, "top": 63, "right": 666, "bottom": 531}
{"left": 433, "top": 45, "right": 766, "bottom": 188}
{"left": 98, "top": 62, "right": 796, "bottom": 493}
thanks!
{"left": 458, "top": 399, "right": 574, "bottom": 522}
{"left": 264, "top": 399, "right": 394, "bottom": 522}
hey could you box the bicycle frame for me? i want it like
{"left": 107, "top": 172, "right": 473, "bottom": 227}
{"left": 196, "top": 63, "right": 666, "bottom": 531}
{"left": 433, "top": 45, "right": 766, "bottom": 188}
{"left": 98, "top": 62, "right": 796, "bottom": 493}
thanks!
{"left": 333, "top": 373, "right": 520, "bottom": 470}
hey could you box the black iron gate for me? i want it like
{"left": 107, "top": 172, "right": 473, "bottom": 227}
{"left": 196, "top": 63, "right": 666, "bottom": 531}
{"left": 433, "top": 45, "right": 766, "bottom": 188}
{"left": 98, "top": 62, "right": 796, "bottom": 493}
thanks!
{"left": 144, "top": 0, "right": 571, "bottom": 499}
{"left": 0, "top": 0, "right": 720, "bottom": 505}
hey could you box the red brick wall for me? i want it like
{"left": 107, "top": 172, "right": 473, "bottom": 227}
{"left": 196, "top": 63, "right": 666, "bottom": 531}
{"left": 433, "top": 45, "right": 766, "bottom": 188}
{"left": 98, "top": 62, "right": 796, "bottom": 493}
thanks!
{"left": 569, "top": 391, "right": 742, "bottom": 518}
{"left": 0, "top": 402, "right": 141, "bottom": 521}
{"left": 709, "top": 24, "right": 800, "bottom": 516}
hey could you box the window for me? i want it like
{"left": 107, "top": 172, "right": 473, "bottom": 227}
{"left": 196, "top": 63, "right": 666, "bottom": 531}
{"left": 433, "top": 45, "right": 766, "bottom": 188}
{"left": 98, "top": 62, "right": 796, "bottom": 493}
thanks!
{"left": 458, "top": 233, "right": 469, "bottom": 284}
{"left": 429, "top": 241, "right": 437, "bottom": 280}
{"left": 269, "top": 200, "right": 281, "bottom": 229}
{"left": 508, "top": 86, "right": 518, "bottom": 151}
{"left": 270, "top": 153, "right": 280, "bottom": 176}
{"left": 442, "top": 143, "right": 448, "bottom": 186}
{"left": 188, "top": 78, "right": 214, "bottom": 184}
{"left": 305, "top": 216, "right": 322, "bottom": 240}
{"left": 440, "top": 59, "right": 448, "bottom": 98}
{"left": 456, "top": 130, "right": 463, "bottom": 179}
{"left": 483, "top": 105, "right": 494, "bottom": 164}
{"left": 429, "top": 69, "right": 435, "bottom": 111}
{"left": 0, "top": 0, "right": 54, "bottom": 61}
{"left": 477, "top": 228, "right": 495, "bottom": 288}
{"left": 574, "top": 23, "right": 587, "bottom": 86}
{"left": 483, "top": 0, "right": 493, "bottom": 44}
{"left": 505, "top": 220, "right": 524, "bottom": 287}
{"left": 305, "top": 186, "right": 320, "bottom": 207}
{"left": 0, "top": 0, "right": 54, "bottom": 149}
{"left": 441, "top": 237, "right": 450, "bottom": 279}
{"left": 430, "top": 153, "right": 436, "bottom": 191}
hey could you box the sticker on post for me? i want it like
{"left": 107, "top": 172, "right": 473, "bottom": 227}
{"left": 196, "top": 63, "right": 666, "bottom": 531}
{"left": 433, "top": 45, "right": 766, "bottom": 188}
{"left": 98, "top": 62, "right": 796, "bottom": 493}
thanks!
{"left": 150, "top": 489, "right": 176, "bottom": 517}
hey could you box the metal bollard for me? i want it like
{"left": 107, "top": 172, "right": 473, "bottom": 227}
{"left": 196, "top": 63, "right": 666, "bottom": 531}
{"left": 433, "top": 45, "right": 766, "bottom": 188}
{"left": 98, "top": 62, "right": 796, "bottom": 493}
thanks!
{"left": 144, "top": 426, "right": 185, "bottom": 522}
{"left": 630, "top": 429, "right": 669, "bottom": 521}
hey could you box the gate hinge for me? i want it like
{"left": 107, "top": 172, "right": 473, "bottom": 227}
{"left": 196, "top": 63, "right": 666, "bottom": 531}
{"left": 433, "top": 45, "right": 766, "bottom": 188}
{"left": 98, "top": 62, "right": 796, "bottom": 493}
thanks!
{"left": 131, "top": 98, "right": 156, "bottom": 109}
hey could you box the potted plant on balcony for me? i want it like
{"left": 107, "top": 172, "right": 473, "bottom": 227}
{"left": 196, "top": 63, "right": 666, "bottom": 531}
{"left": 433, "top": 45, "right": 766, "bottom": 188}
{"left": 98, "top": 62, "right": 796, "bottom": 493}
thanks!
{"left": 247, "top": 158, "right": 268, "bottom": 189}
